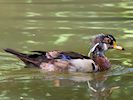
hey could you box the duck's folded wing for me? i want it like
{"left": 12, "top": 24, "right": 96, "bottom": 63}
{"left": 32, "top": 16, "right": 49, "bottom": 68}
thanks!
{"left": 60, "top": 51, "right": 91, "bottom": 59}
{"left": 31, "top": 50, "right": 90, "bottom": 59}
{"left": 31, "top": 51, "right": 47, "bottom": 55}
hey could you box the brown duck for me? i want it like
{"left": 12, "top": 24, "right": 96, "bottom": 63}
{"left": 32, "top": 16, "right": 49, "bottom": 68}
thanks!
{"left": 4, "top": 34, "right": 124, "bottom": 72}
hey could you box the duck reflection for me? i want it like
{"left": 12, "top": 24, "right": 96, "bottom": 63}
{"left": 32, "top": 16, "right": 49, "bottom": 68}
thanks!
{"left": 86, "top": 73, "right": 119, "bottom": 100}
{"left": 51, "top": 71, "right": 120, "bottom": 100}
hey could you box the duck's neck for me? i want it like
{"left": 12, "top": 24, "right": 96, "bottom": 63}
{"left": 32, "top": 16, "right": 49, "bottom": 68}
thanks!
{"left": 92, "top": 52, "right": 111, "bottom": 71}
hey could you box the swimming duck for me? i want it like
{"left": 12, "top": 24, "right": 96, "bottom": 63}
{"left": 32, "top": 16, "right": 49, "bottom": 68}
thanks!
{"left": 4, "top": 34, "right": 124, "bottom": 72}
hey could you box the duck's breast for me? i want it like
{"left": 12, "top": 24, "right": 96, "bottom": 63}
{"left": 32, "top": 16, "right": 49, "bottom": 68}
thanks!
{"left": 69, "top": 59, "right": 98, "bottom": 72}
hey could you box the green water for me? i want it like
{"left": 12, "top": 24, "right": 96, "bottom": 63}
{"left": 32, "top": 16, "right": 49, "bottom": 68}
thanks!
{"left": 0, "top": 0, "right": 133, "bottom": 100}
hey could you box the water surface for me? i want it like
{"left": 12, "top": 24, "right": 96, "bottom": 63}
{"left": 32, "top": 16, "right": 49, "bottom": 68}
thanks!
{"left": 0, "top": 0, "right": 133, "bottom": 100}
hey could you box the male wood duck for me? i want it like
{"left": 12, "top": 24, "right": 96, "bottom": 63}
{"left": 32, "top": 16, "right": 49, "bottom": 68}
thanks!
{"left": 4, "top": 34, "right": 124, "bottom": 72}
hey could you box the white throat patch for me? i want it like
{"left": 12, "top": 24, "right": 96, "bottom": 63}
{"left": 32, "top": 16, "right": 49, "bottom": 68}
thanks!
{"left": 103, "top": 43, "right": 108, "bottom": 51}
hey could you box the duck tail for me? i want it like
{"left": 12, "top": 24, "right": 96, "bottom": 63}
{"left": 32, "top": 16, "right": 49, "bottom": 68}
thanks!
{"left": 4, "top": 48, "right": 40, "bottom": 67}
{"left": 4, "top": 48, "right": 26, "bottom": 57}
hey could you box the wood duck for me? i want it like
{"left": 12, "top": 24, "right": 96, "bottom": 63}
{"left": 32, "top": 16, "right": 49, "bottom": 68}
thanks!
{"left": 4, "top": 34, "right": 124, "bottom": 72}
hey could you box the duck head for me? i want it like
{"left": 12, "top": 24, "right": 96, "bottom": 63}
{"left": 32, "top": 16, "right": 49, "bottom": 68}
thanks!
{"left": 89, "top": 34, "right": 124, "bottom": 71}
{"left": 92, "top": 34, "right": 124, "bottom": 50}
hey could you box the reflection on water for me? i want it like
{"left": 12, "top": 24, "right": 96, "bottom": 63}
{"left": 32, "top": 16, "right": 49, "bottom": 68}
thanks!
{"left": 54, "top": 34, "right": 74, "bottom": 45}
{"left": 0, "top": 0, "right": 133, "bottom": 100}
{"left": 0, "top": 69, "right": 132, "bottom": 100}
